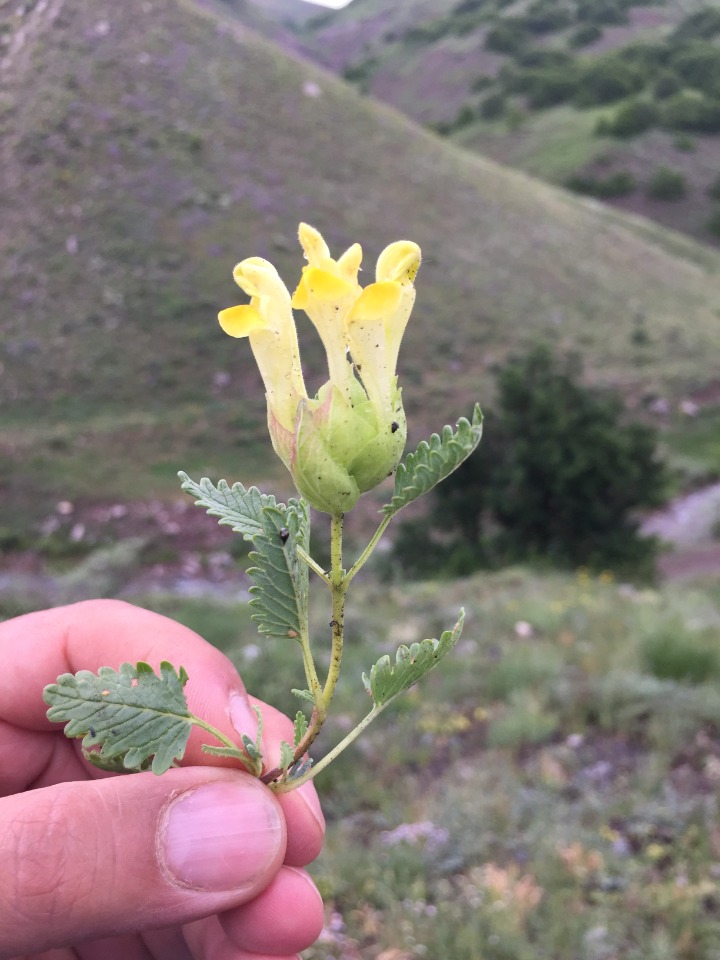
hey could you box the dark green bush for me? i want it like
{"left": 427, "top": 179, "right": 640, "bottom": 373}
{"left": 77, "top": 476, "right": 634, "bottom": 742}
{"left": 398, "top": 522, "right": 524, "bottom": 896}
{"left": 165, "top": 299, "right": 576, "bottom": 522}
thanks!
{"left": 576, "top": 0, "right": 629, "bottom": 27}
{"left": 600, "top": 99, "right": 659, "bottom": 137}
{"left": 394, "top": 346, "right": 668, "bottom": 577}
{"left": 641, "top": 625, "right": 720, "bottom": 684}
{"left": 480, "top": 92, "right": 506, "bottom": 119}
{"left": 485, "top": 19, "right": 527, "bottom": 55}
{"left": 568, "top": 23, "right": 602, "bottom": 48}
{"left": 662, "top": 91, "right": 720, "bottom": 133}
{"left": 669, "top": 41, "right": 720, "bottom": 97}
{"left": 575, "top": 57, "right": 646, "bottom": 107}
{"left": 646, "top": 166, "right": 687, "bottom": 200}
{"left": 654, "top": 71, "right": 681, "bottom": 100}
{"left": 707, "top": 173, "right": 720, "bottom": 200}
{"left": 566, "top": 170, "right": 636, "bottom": 198}
{"left": 706, "top": 208, "right": 720, "bottom": 238}
{"left": 513, "top": 68, "right": 577, "bottom": 108}
{"left": 671, "top": 7, "right": 720, "bottom": 44}
{"left": 521, "top": 2, "right": 572, "bottom": 34}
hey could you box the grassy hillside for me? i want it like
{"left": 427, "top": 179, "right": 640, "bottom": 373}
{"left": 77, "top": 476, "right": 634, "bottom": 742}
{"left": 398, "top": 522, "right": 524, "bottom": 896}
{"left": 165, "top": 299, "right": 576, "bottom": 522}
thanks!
{"left": 4, "top": 563, "right": 720, "bottom": 957}
{"left": 297, "top": 0, "right": 720, "bottom": 245}
{"left": 2, "top": 0, "right": 720, "bottom": 534}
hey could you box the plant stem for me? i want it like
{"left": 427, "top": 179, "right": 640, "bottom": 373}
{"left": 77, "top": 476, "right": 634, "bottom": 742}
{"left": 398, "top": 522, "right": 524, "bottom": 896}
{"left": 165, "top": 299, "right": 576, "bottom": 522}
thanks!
{"left": 297, "top": 545, "right": 331, "bottom": 586}
{"left": 271, "top": 704, "right": 386, "bottom": 793}
{"left": 191, "top": 716, "right": 247, "bottom": 754}
{"left": 323, "top": 513, "right": 345, "bottom": 708}
{"left": 345, "top": 513, "right": 393, "bottom": 586}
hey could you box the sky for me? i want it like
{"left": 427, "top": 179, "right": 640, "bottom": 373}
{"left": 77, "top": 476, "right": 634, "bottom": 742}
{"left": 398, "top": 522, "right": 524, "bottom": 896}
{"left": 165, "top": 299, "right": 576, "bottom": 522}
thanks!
{"left": 298, "top": 0, "right": 353, "bottom": 8}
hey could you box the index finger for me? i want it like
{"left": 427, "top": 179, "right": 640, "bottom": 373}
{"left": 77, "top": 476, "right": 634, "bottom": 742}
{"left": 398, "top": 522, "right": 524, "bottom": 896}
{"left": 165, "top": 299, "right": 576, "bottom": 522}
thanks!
{"left": 0, "top": 600, "right": 324, "bottom": 862}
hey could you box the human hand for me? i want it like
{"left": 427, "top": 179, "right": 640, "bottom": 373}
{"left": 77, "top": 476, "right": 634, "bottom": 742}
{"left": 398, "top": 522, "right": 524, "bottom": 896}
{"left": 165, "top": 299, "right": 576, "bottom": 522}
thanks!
{"left": 0, "top": 599, "right": 325, "bottom": 960}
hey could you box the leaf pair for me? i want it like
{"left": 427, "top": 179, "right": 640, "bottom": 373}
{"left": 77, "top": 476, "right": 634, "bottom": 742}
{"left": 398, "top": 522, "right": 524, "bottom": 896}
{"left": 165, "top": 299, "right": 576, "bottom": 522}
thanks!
{"left": 178, "top": 473, "right": 310, "bottom": 642}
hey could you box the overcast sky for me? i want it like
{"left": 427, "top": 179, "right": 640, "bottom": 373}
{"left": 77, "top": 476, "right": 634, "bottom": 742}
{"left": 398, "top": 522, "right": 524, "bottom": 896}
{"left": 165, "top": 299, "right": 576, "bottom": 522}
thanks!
{"left": 298, "top": 0, "right": 353, "bottom": 8}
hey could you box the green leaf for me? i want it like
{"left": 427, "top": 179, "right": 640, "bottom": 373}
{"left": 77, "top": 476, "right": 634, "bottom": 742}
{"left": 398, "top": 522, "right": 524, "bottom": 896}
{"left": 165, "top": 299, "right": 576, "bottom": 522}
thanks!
{"left": 293, "top": 710, "right": 309, "bottom": 747}
{"left": 381, "top": 406, "right": 483, "bottom": 517}
{"left": 43, "top": 662, "right": 193, "bottom": 775}
{"left": 362, "top": 610, "right": 465, "bottom": 707}
{"left": 248, "top": 500, "right": 310, "bottom": 640}
{"left": 292, "top": 688, "right": 316, "bottom": 704}
{"left": 178, "top": 472, "right": 277, "bottom": 540}
{"left": 279, "top": 740, "right": 295, "bottom": 774}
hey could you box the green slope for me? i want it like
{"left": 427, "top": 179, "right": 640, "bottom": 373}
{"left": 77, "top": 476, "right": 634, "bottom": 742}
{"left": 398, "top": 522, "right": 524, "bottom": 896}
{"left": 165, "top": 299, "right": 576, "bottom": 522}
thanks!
{"left": 1, "top": 0, "right": 720, "bottom": 526}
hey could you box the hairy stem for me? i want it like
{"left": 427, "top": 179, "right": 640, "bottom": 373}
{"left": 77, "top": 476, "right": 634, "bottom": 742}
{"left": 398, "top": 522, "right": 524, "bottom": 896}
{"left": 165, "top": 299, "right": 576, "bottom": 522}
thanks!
{"left": 323, "top": 513, "right": 345, "bottom": 708}
{"left": 345, "top": 513, "right": 393, "bottom": 586}
{"left": 271, "top": 704, "right": 386, "bottom": 793}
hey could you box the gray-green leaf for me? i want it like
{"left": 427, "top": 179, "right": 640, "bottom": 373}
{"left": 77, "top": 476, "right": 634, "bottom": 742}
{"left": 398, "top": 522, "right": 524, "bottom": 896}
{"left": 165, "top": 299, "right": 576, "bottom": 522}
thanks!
{"left": 43, "top": 662, "right": 192, "bottom": 775}
{"left": 381, "top": 406, "right": 483, "bottom": 517}
{"left": 178, "top": 472, "right": 277, "bottom": 539}
{"left": 248, "top": 500, "right": 310, "bottom": 640}
{"left": 362, "top": 611, "right": 465, "bottom": 707}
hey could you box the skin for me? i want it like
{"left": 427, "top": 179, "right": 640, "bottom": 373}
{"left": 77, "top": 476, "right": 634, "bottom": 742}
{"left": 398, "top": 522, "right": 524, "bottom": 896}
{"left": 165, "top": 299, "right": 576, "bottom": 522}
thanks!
{"left": 0, "top": 600, "right": 326, "bottom": 960}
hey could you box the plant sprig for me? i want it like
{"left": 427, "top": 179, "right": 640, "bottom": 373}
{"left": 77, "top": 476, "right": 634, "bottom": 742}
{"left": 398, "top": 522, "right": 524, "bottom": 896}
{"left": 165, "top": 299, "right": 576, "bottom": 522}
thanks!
{"left": 43, "top": 409, "right": 479, "bottom": 791}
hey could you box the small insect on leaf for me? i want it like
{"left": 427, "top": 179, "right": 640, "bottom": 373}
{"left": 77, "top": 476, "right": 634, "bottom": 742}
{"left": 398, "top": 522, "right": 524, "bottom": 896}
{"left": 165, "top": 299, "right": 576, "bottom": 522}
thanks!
{"left": 279, "top": 526, "right": 289, "bottom": 544}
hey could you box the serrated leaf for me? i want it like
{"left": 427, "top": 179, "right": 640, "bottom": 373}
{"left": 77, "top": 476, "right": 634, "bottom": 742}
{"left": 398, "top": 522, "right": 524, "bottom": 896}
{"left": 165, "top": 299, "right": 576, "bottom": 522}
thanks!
{"left": 362, "top": 611, "right": 465, "bottom": 707}
{"left": 178, "top": 472, "right": 277, "bottom": 539}
{"left": 279, "top": 740, "right": 295, "bottom": 774}
{"left": 293, "top": 710, "right": 309, "bottom": 747}
{"left": 381, "top": 406, "right": 483, "bottom": 517}
{"left": 43, "top": 661, "right": 193, "bottom": 775}
{"left": 292, "top": 688, "right": 316, "bottom": 704}
{"left": 248, "top": 500, "right": 310, "bottom": 640}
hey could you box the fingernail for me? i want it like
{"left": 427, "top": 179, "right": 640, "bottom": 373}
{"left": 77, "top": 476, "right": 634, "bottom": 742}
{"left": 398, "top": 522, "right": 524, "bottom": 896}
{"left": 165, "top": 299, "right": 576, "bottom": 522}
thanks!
{"left": 161, "top": 781, "right": 284, "bottom": 890}
{"left": 297, "top": 782, "right": 325, "bottom": 832}
{"left": 230, "top": 693, "right": 260, "bottom": 742}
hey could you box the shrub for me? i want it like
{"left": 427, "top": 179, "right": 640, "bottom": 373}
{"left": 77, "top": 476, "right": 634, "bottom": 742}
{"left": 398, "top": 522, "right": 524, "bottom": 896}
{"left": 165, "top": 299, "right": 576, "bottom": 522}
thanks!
{"left": 521, "top": 3, "right": 572, "bottom": 34}
{"left": 514, "top": 68, "right": 577, "bottom": 109}
{"left": 601, "top": 99, "right": 659, "bottom": 137}
{"left": 576, "top": 0, "right": 629, "bottom": 27}
{"left": 566, "top": 170, "right": 636, "bottom": 198}
{"left": 394, "top": 346, "right": 668, "bottom": 576}
{"left": 706, "top": 208, "right": 720, "bottom": 238}
{"left": 641, "top": 624, "right": 720, "bottom": 684}
{"left": 480, "top": 92, "right": 506, "bottom": 119}
{"left": 654, "top": 71, "right": 681, "bottom": 100}
{"left": 669, "top": 41, "right": 720, "bottom": 97}
{"left": 485, "top": 19, "right": 527, "bottom": 55}
{"left": 575, "top": 57, "right": 646, "bottom": 107}
{"left": 671, "top": 7, "right": 720, "bottom": 44}
{"left": 707, "top": 173, "right": 720, "bottom": 200}
{"left": 646, "top": 166, "right": 687, "bottom": 201}
{"left": 661, "top": 90, "right": 720, "bottom": 133}
{"left": 568, "top": 23, "right": 602, "bottom": 48}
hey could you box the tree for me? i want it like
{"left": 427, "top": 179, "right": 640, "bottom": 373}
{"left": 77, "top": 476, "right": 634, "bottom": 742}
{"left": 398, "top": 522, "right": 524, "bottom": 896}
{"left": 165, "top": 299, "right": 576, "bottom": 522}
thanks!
{"left": 393, "top": 346, "right": 668, "bottom": 577}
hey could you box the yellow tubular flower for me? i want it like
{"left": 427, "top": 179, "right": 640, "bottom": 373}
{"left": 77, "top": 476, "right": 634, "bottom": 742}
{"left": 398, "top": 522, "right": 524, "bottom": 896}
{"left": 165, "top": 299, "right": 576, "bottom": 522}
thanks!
{"left": 218, "top": 226, "right": 421, "bottom": 515}
{"left": 218, "top": 257, "right": 307, "bottom": 467}
{"left": 292, "top": 223, "right": 362, "bottom": 402}
{"left": 345, "top": 241, "right": 420, "bottom": 420}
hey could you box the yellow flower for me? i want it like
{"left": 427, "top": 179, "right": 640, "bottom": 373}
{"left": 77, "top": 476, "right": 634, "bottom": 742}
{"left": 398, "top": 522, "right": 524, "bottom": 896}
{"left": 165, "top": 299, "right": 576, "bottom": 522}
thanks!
{"left": 219, "top": 224, "right": 421, "bottom": 515}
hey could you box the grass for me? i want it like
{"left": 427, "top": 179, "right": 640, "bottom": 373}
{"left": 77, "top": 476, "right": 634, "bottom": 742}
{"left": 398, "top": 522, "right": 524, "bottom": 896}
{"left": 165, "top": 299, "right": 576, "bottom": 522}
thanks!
{"left": 5, "top": 558, "right": 720, "bottom": 957}
{"left": 3, "top": 0, "right": 720, "bottom": 530}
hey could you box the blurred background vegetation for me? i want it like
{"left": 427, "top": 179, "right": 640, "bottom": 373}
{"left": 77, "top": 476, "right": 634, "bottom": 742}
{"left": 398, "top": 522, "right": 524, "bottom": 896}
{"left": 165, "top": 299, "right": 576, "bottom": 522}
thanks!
{"left": 2, "top": 0, "right": 720, "bottom": 956}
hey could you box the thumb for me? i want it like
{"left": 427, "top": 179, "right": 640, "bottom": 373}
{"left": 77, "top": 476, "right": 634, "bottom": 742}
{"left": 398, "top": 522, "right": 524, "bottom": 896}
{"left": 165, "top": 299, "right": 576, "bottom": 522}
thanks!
{"left": 0, "top": 767, "right": 286, "bottom": 957}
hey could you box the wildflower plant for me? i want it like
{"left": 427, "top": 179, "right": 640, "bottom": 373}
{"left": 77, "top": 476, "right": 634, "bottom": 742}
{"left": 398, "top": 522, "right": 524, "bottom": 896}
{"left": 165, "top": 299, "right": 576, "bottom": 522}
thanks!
{"left": 43, "top": 224, "right": 482, "bottom": 792}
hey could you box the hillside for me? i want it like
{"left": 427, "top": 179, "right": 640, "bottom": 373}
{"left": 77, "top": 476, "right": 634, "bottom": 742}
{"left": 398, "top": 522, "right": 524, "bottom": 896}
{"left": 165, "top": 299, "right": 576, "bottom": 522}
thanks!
{"left": 1, "top": 0, "right": 720, "bottom": 534}
{"left": 296, "top": 0, "right": 720, "bottom": 245}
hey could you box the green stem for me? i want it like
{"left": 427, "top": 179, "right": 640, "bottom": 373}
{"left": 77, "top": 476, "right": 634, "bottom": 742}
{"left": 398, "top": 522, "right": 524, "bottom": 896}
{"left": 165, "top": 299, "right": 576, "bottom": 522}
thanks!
{"left": 345, "top": 513, "right": 393, "bottom": 586}
{"left": 271, "top": 704, "right": 386, "bottom": 793}
{"left": 297, "top": 545, "right": 331, "bottom": 587}
{"left": 322, "top": 513, "right": 345, "bottom": 708}
{"left": 192, "top": 715, "right": 244, "bottom": 752}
